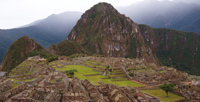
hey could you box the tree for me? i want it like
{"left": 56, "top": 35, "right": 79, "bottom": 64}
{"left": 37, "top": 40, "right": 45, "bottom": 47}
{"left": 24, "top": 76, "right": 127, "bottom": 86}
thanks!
{"left": 159, "top": 83, "right": 175, "bottom": 97}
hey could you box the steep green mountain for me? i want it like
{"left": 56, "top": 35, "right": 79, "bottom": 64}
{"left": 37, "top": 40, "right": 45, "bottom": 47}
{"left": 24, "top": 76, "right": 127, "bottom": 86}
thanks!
{"left": 139, "top": 25, "right": 200, "bottom": 75}
{"left": 0, "top": 11, "right": 82, "bottom": 63}
{"left": 50, "top": 2, "right": 160, "bottom": 65}
{"left": 0, "top": 36, "right": 58, "bottom": 72}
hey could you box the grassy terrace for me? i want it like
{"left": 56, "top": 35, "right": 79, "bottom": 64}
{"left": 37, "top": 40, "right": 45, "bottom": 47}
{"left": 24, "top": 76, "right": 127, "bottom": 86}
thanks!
{"left": 49, "top": 61, "right": 65, "bottom": 68}
{"left": 160, "top": 70, "right": 166, "bottom": 73}
{"left": 83, "top": 60, "right": 107, "bottom": 69}
{"left": 86, "top": 60, "right": 102, "bottom": 65}
{"left": 141, "top": 89, "right": 184, "bottom": 102}
{"left": 55, "top": 65, "right": 142, "bottom": 87}
{"left": 109, "top": 74, "right": 126, "bottom": 77}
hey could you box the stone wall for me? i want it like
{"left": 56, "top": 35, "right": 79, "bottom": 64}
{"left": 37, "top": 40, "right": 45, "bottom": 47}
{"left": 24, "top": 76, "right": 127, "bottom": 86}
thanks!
{"left": 133, "top": 77, "right": 168, "bottom": 86}
{"left": 44, "top": 89, "right": 61, "bottom": 102}
{"left": 44, "top": 75, "right": 69, "bottom": 91}
{"left": 120, "top": 66, "right": 132, "bottom": 80}
{"left": 25, "top": 75, "right": 44, "bottom": 85}
{"left": 62, "top": 92, "right": 87, "bottom": 102}
{"left": 0, "top": 83, "right": 27, "bottom": 102}
{"left": 14, "top": 75, "right": 38, "bottom": 80}
{"left": 135, "top": 86, "right": 159, "bottom": 90}
{"left": 12, "top": 98, "right": 37, "bottom": 102}
{"left": 63, "top": 76, "right": 69, "bottom": 91}
{"left": 0, "top": 79, "right": 12, "bottom": 94}
{"left": 172, "top": 87, "right": 200, "bottom": 100}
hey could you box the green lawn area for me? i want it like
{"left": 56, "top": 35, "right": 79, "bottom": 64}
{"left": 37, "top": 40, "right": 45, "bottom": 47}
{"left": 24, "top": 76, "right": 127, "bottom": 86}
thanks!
{"left": 141, "top": 89, "right": 184, "bottom": 102}
{"left": 56, "top": 65, "right": 143, "bottom": 87}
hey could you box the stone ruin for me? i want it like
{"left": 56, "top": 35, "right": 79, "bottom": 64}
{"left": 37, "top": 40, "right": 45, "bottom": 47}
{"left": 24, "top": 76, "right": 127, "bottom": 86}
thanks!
{"left": 2, "top": 56, "right": 200, "bottom": 101}
{"left": 0, "top": 83, "right": 27, "bottom": 102}
{"left": 133, "top": 67, "right": 189, "bottom": 86}
{"left": 173, "top": 82, "right": 200, "bottom": 101}
{"left": 63, "top": 77, "right": 88, "bottom": 102}
{"left": 0, "top": 79, "right": 12, "bottom": 94}
{"left": 11, "top": 85, "right": 61, "bottom": 102}
{"left": 43, "top": 72, "right": 69, "bottom": 92}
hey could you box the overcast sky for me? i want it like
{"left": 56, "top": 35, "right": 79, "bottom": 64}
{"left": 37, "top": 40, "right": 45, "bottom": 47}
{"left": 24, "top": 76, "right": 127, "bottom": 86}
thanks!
{"left": 0, "top": 0, "right": 145, "bottom": 29}
{"left": 0, "top": 0, "right": 199, "bottom": 29}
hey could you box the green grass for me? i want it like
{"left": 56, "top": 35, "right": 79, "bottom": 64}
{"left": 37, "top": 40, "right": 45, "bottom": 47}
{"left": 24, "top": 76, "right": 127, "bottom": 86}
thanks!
{"left": 50, "top": 79, "right": 57, "bottom": 82}
{"left": 134, "top": 69, "right": 154, "bottom": 73}
{"left": 84, "top": 62, "right": 96, "bottom": 67}
{"left": 55, "top": 65, "right": 143, "bottom": 87}
{"left": 141, "top": 89, "right": 184, "bottom": 102}
{"left": 109, "top": 74, "right": 126, "bottom": 77}
{"left": 86, "top": 60, "right": 102, "bottom": 65}
{"left": 96, "top": 65, "right": 107, "bottom": 68}
{"left": 56, "top": 65, "right": 99, "bottom": 79}
{"left": 160, "top": 70, "right": 166, "bottom": 73}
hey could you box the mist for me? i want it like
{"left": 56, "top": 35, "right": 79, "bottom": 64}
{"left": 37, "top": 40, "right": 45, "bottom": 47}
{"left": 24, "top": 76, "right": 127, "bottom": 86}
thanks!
{"left": 117, "top": 0, "right": 200, "bottom": 29}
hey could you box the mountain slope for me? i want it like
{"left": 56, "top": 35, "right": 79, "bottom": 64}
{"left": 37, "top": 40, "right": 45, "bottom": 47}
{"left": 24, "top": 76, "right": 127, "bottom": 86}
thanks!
{"left": 53, "top": 2, "right": 160, "bottom": 64}
{"left": 0, "top": 11, "right": 82, "bottom": 63}
{"left": 0, "top": 36, "right": 58, "bottom": 72}
{"left": 52, "top": 2, "right": 200, "bottom": 75}
{"left": 0, "top": 36, "right": 44, "bottom": 72}
{"left": 139, "top": 25, "right": 200, "bottom": 75}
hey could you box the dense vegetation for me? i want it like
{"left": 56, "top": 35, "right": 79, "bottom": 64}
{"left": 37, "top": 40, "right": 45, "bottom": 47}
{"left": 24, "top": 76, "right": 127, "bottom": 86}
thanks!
{"left": 0, "top": 36, "right": 58, "bottom": 73}
{"left": 27, "top": 50, "right": 59, "bottom": 62}
{"left": 140, "top": 24, "right": 200, "bottom": 75}
{"left": 160, "top": 83, "right": 175, "bottom": 97}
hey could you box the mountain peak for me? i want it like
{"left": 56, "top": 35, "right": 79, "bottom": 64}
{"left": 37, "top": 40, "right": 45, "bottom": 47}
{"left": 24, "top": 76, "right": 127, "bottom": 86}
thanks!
{"left": 65, "top": 2, "right": 159, "bottom": 64}
{"left": 0, "top": 36, "right": 45, "bottom": 72}
{"left": 91, "top": 2, "right": 117, "bottom": 12}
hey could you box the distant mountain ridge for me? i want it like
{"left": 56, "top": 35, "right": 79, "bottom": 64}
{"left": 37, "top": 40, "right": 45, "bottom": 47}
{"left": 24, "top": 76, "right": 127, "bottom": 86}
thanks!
{"left": 0, "top": 11, "right": 82, "bottom": 63}
{"left": 117, "top": 0, "right": 200, "bottom": 34}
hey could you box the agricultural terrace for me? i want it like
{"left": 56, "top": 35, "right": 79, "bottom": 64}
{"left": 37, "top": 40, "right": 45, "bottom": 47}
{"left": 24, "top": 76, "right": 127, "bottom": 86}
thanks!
{"left": 55, "top": 65, "right": 142, "bottom": 87}
{"left": 141, "top": 89, "right": 184, "bottom": 102}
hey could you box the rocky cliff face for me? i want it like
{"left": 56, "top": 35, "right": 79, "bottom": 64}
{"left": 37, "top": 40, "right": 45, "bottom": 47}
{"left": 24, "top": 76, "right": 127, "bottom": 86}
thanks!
{"left": 0, "top": 36, "right": 45, "bottom": 72}
{"left": 65, "top": 2, "right": 159, "bottom": 64}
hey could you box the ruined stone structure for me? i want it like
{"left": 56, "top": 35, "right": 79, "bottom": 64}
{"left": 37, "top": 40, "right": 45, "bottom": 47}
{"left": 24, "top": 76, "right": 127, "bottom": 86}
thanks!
{"left": 1, "top": 56, "right": 198, "bottom": 102}
{"left": 133, "top": 68, "right": 189, "bottom": 86}
{"left": 173, "top": 83, "right": 200, "bottom": 101}
{"left": 0, "top": 79, "right": 12, "bottom": 94}
{"left": 43, "top": 73, "right": 69, "bottom": 92}
{"left": 62, "top": 92, "right": 87, "bottom": 102}
{"left": 0, "top": 83, "right": 27, "bottom": 101}
{"left": 82, "top": 79, "right": 105, "bottom": 102}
